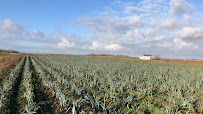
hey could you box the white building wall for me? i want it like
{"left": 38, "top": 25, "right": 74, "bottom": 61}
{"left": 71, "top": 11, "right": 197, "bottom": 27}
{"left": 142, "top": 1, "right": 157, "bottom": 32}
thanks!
{"left": 139, "top": 55, "right": 151, "bottom": 60}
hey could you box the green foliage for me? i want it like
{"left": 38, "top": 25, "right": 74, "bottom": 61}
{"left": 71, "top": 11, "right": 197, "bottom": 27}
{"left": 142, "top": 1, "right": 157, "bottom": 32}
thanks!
{"left": 22, "top": 56, "right": 40, "bottom": 113}
{"left": 0, "top": 52, "right": 8, "bottom": 57}
{"left": 0, "top": 56, "right": 25, "bottom": 110}
{"left": 30, "top": 54, "right": 202, "bottom": 113}
{"left": 2, "top": 54, "right": 201, "bottom": 113}
{"left": 0, "top": 49, "right": 19, "bottom": 53}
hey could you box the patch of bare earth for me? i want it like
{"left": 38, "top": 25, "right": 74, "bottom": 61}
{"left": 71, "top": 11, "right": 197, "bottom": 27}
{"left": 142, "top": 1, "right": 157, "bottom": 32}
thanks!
{"left": 0, "top": 53, "right": 31, "bottom": 75}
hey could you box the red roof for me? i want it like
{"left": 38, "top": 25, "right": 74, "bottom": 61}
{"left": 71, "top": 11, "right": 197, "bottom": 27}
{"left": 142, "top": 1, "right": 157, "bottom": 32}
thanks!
{"left": 142, "top": 54, "right": 152, "bottom": 56}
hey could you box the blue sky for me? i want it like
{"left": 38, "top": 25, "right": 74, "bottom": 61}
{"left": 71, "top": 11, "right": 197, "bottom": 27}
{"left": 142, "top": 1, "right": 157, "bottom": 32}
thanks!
{"left": 0, "top": 0, "right": 117, "bottom": 34}
{"left": 0, "top": 0, "right": 203, "bottom": 59}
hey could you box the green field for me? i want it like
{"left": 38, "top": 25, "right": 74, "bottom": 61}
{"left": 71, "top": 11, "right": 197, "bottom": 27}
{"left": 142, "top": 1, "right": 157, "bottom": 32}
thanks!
{"left": 0, "top": 53, "right": 8, "bottom": 57}
{"left": 0, "top": 54, "right": 202, "bottom": 113}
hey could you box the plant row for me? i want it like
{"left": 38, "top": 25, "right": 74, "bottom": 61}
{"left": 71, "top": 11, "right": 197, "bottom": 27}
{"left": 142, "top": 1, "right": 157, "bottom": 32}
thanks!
{"left": 0, "top": 56, "right": 25, "bottom": 110}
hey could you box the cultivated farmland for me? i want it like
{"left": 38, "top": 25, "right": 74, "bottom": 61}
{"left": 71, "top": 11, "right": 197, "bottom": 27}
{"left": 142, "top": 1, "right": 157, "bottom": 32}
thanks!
{"left": 0, "top": 54, "right": 202, "bottom": 113}
{"left": 0, "top": 53, "right": 27, "bottom": 74}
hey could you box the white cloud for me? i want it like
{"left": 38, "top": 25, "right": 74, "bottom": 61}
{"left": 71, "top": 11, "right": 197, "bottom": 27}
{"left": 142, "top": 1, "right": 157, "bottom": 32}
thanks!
{"left": 89, "top": 41, "right": 102, "bottom": 50}
{"left": 178, "top": 27, "right": 203, "bottom": 39}
{"left": 123, "top": 0, "right": 169, "bottom": 15}
{"left": 0, "top": 19, "right": 23, "bottom": 38}
{"left": 105, "top": 44, "right": 122, "bottom": 51}
{"left": 0, "top": 19, "right": 22, "bottom": 33}
{"left": 125, "top": 29, "right": 139, "bottom": 41}
{"left": 158, "top": 38, "right": 199, "bottom": 49}
{"left": 145, "top": 36, "right": 164, "bottom": 42}
{"left": 139, "top": 44, "right": 151, "bottom": 47}
{"left": 78, "top": 17, "right": 130, "bottom": 41}
{"left": 99, "top": 7, "right": 120, "bottom": 16}
{"left": 125, "top": 15, "right": 145, "bottom": 27}
{"left": 143, "top": 29, "right": 158, "bottom": 38}
{"left": 55, "top": 38, "right": 76, "bottom": 49}
{"left": 33, "top": 30, "right": 44, "bottom": 37}
{"left": 158, "top": 42, "right": 173, "bottom": 48}
{"left": 138, "top": 0, "right": 167, "bottom": 5}
{"left": 89, "top": 41, "right": 122, "bottom": 51}
{"left": 173, "top": 38, "right": 199, "bottom": 49}
{"left": 170, "top": 0, "right": 193, "bottom": 15}
{"left": 161, "top": 18, "right": 177, "bottom": 29}
{"left": 150, "top": 20, "right": 157, "bottom": 27}
{"left": 124, "top": 7, "right": 144, "bottom": 14}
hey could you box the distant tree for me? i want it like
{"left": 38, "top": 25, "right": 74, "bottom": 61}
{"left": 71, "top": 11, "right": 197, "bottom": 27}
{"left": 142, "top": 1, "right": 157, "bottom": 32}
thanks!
{"left": 154, "top": 55, "right": 160, "bottom": 60}
{"left": 0, "top": 49, "right": 19, "bottom": 53}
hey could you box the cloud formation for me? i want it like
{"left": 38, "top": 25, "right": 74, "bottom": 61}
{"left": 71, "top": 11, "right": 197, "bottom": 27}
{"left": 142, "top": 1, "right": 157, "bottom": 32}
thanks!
{"left": 89, "top": 41, "right": 102, "bottom": 50}
{"left": 55, "top": 38, "right": 76, "bottom": 49}
{"left": 89, "top": 41, "right": 122, "bottom": 51}
{"left": 0, "top": 19, "right": 23, "bottom": 39}
{"left": 178, "top": 27, "right": 203, "bottom": 39}
{"left": 1, "top": 0, "right": 203, "bottom": 59}
{"left": 124, "top": 29, "right": 140, "bottom": 41}
{"left": 105, "top": 44, "right": 122, "bottom": 51}
{"left": 170, "top": 0, "right": 193, "bottom": 15}
{"left": 161, "top": 18, "right": 177, "bottom": 29}
{"left": 33, "top": 30, "right": 44, "bottom": 37}
{"left": 173, "top": 38, "right": 199, "bottom": 49}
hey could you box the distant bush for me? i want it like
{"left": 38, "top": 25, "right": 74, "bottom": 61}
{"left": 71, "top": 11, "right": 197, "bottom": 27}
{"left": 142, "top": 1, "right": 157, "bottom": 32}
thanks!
{"left": 0, "top": 49, "right": 19, "bottom": 53}
{"left": 153, "top": 55, "right": 161, "bottom": 60}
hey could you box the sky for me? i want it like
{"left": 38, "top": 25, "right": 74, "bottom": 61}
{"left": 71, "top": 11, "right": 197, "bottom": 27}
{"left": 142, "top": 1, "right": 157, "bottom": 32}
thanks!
{"left": 0, "top": 0, "right": 203, "bottom": 59}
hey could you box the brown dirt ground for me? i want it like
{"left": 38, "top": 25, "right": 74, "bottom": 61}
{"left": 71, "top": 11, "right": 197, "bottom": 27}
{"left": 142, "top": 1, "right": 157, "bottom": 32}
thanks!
{"left": 0, "top": 53, "right": 32, "bottom": 74}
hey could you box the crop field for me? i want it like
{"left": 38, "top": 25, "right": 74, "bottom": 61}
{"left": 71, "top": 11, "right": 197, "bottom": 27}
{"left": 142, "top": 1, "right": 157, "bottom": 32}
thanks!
{"left": 0, "top": 54, "right": 202, "bottom": 113}
{"left": 0, "top": 53, "right": 8, "bottom": 57}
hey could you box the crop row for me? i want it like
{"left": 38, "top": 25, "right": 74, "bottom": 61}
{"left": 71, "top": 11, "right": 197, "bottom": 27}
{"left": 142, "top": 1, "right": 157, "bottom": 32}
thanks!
{"left": 0, "top": 56, "right": 25, "bottom": 110}
{"left": 22, "top": 56, "right": 39, "bottom": 113}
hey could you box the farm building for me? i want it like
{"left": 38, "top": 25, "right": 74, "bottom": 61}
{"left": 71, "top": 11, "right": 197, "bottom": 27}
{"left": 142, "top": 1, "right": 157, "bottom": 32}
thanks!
{"left": 139, "top": 54, "right": 152, "bottom": 60}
